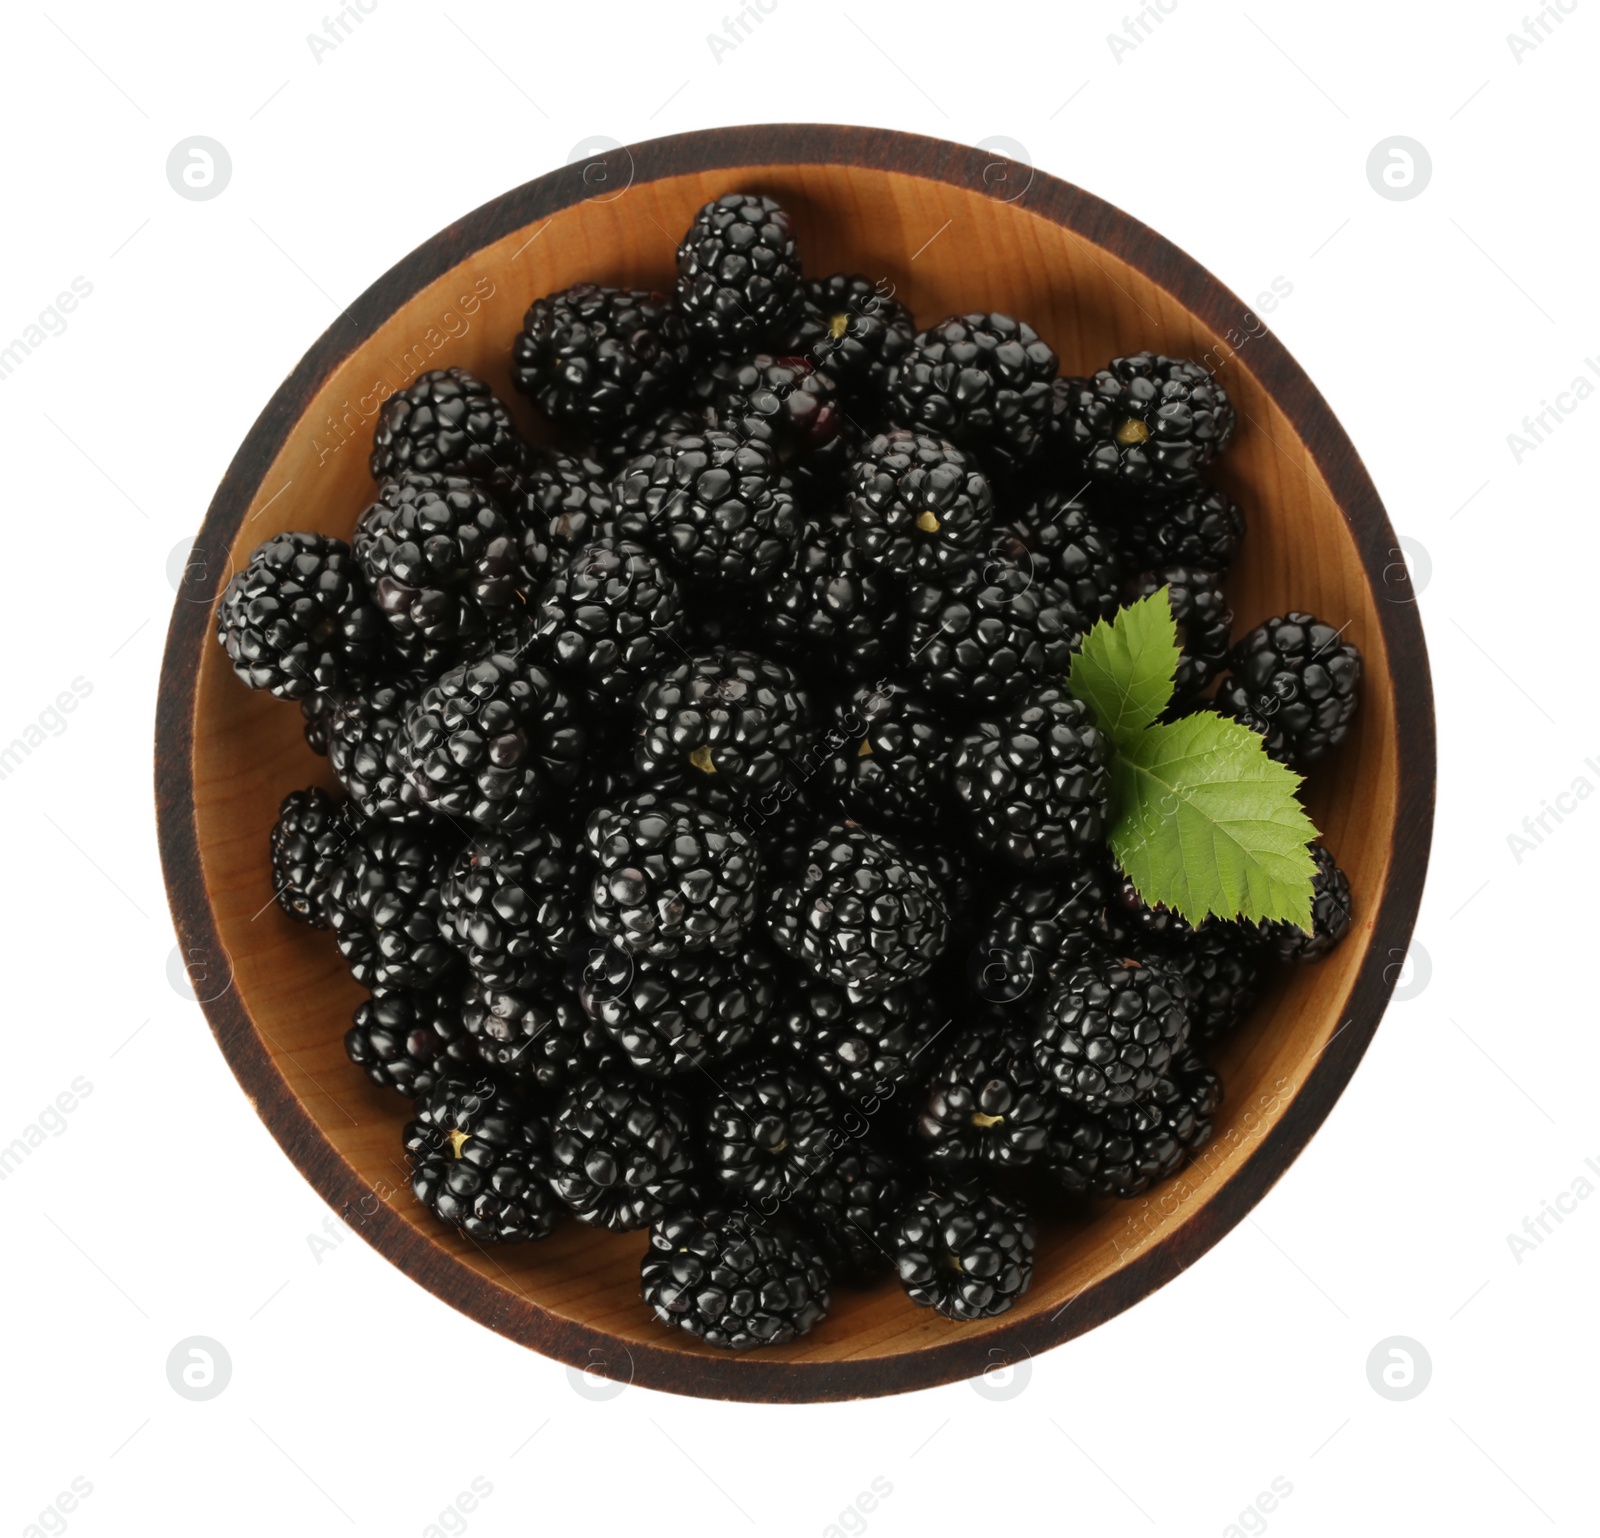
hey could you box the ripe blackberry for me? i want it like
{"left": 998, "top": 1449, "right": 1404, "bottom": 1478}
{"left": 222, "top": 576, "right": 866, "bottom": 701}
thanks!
{"left": 353, "top": 474, "right": 523, "bottom": 654}
{"left": 370, "top": 367, "right": 526, "bottom": 494}
{"left": 549, "top": 1072, "right": 696, "bottom": 1230}
{"left": 705, "top": 1056, "right": 841, "bottom": 1204}
{"left": 1162, "top": 926, "right": 1261, "bottom": 1043}
{"left": 461, "top": 973, "right": 604, "bottom": 1095}
{"left": 216, "top": 532, "right": 383, "bottom": 699}
{"left": 633, "top": 649, "right": 815, "bottom": 797}
{"left": 790, "top": 1142, "right": 909, "bottom": 1282}
{"left": 327, "top": 681, "right": 427, "bottom": 824}
{"left": 1217, "top": 613, "right": 1363, "bottom": 767}
{"left": 1035, "top": 953, "right": 1191, "bottom": 1108}
{"left": 914, "top": 1019, "right": 1057, "bottom": 1173}
{"left": 774, "top": 975, "right": 944, "bottom": 1105}
{"left": 1127, "top": 566, "right": 1232, "bottom": 701}
{"left": 847, "top": 429, "right": 995, "bottom": 577}
{"left": 952, "top": 686, "right": 1111, "bottom": 868}
{"left": 769, "top": 825, "right": 951, "bottom": 995}
{"left": 323, "top": 821, "right": 455, "bottom": 990}
{"left": 818, "top": 683, "right": 952, "bottom": 834}
{"left": 511, "top": 448, "right": 616, "bottom": 570}
{"left": 1061, "top": 353, "right": 1236, "bottom": 490}
{"left": 530, "top": 537, "right": 685, "bottom": 701}
{"left": 269, "top": 787, "right": 359, "bottom": 927}
{"left": 641, "top": 1206, "right": 830, "bottom": 1349}
{"left": 578, "top": 941, "right": 777, "bottom": 1077}
{"left": 511, "top": 283, "right": 691, "bottom": 431}
{"left": 1118, "top": 484, "right": 1246, "bottom": 575}
{"left": 300, "top": 690, "right": 336, "bottom": 756}
{"left": 777, "top": 273, "right": 915, "bottom": 400}
{"left": 437, "top": 828, "right": 581, "bottom": 989}
{"left": 1047, "top": 1047, "right": 1222, "bottom": 1198}
{"left": 888, "top": 313, "right": 1058, "bottom": 469}
{"left": 398, "top": 653, "right": 583, "bottom": 831}
{"left": 1006, "top": 483, "right": 1124, "bottom": 622}
{"left": 1109, "top": 873, "right": 1206, "bottom": 947}
{"left": 967, "top": 866, "right": 1115, "bottom": 1005}
{"left": 892, "top": 1184, "right": 1035, "bottom": 1321}
{"left": 613, "top": 430, "right": 800, "bottom": 586}
{"left": 1256, "top": 843, "right": 1353, "bottom": 962}
{"left": 405, "top": 1074, "right": 560, "bottom": 1242}
{"left": 612, "top": 405, "right": 705, "bottom": 468}
{"left": 584, "top": 792, "right": 761, "bottom": 958}
{"left": 345, "top": 969, "right": 476, "bottom": 1098}
{"left": 674, "top": 192, "right": 802, "bottom": 349}
{"left": 688, "top": 352, "right": 851, "bottom": 489}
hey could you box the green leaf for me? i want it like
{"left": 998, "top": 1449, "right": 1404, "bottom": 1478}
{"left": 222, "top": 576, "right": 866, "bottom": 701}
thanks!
{"left": 1067, "top": 588, "right": 1180, "bottom": 749}
{"left": 1111, "top": 711, "right": 1318, "bottom": 928}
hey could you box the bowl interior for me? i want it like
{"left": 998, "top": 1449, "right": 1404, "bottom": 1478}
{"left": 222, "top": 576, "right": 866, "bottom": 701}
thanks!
{"left": 189, "top": 159, "right": 1396, "bottom": 1379}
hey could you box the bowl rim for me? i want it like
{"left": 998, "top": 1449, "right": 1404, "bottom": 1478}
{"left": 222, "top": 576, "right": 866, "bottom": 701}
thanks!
{"left": 155, "top": 122, "right": 1436, "bottom": 1403}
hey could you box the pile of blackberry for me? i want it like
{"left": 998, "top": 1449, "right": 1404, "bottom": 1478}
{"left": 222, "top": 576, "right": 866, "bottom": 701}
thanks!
{"left": 217, "top": 192, "right": 1361, "bottom": 1352}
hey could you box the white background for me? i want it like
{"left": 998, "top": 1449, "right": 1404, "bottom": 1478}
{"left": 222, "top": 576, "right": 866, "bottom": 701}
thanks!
{"left": 0, "top": 2, "right": 1593, "bottom": 1534}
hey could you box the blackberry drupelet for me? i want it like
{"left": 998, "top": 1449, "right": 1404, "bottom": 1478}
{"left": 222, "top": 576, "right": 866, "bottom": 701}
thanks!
{"left": 847, "top": 428, "right": 995, "bottom": 577}
{"left": 769, "top": 825, "right": 951, "bottom": 995}
{"left": 1126, "top": 566, "right": 1232, "bottom": 700}
{"left": 641, "top": 1206, "right": 831, "bottom": 1349}
{"left": 892, "top": 1184, "right": 1035, "bottom": 1321}
{"left": 216, "top": 531, "right": 383, "bottom": 699}
{"left": 915, "top": 1018, "right": 1057, "bottom": 1173}
{"left": 818, "top": 683, "right": 952, "bottom": 833}
{"left": 405, "top": 1073, "right": 560, "bottom": 1242}
{"left": 584, "top": 792, "right": 762, "bottom": 958}
{"left": 704, "top": 1056, "right": 841, "bottom": 1204}
{"left": 1034, "top": 952, "right": 1191, "bottom": 1108}
{"left": 688, "top": 352, "right": 851, "bottom": 488}
{"left": 774, "top": 975, "right": 943, "bottom": 1104}
{"left": 1217, "top": 613, "right": 1363, "bottom": 768}
{"left": 674, "top": 192, "right": 802, "bottom": 349}
{"left": 300, "top": 690, "right": 337, "bottom": 756}
{"left": 398, "top": 652, "right": 584, "bottom": 831}
{"left": 438, "top": 827, "right": 581, "bottom": 989}
{"left": 370, "top": 367, "right": 526, "bottom": 493}
{"left": 612, "top": 405, "right": 705, "bottom": 469}
{"left": 791, "top": 1142, "right": 909, "bottom": 1282}
{"left": 270, "top": 787, "right": 359, "bottom": 927}
{"left": 1162, "top": 925, "right": 1261, "bottom": 1043}
{"left": 323, "top": 821, "right": 455, "bottom": 990}
{"left": 1061, "top": 353, "right": 1236, "bottom": 490}
{"left": 1118, "top": 484, "right": 1246, "bottom": 575}
{"left": 345, "top": 968, "right": 475, "bottom": 1098}
{"left": 777, "top": 273, "right": 915, "bottom": 400}
{"left": 549, "top": 1071, "right": 697, "bottom": 1229}
{"left": 511, "top": 283, "right": 691, "bottom": 431}
{"left": 952, "top": 686, "right": 1111, "bottom": 867}
{"left": 512, "top": 449, "right": 616, "bottom": 570}
{"left": 1110, "top": 873, "right": 1205, "bottom": 946}
{"left": 530, "top": 537, "right": 685, "bottom": 701}
{"left": 461, "top": 973, "right": 604, "bottom": 1095}
{"left": 1256, "top": 843, "right": 1352, "bottom": 962}
{"left": 967, "top": 863, "right": 1117, "bottom": 1005}
{"left": 1007, "top": 483, "right": 1124, "bottom": 622}
{"left": 888, "top": 313, "right": 1058, "bottom": 469}
{"left": 328, "top": 681, "right": 427, "bottom": 824}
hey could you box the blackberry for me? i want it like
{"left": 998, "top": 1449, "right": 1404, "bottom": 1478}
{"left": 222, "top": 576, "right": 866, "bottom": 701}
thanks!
{"left": 914, "top": 1019, "right": 1057, "bottom": 1172}
{"left": 327, "top": 681, "right": 427, "bottom": 825}
{"left": 1118, "top": 484, "right": 1246, "bottom": 575}
{"left": 269, "top": 787, "right": 359, "bottom": 927}
{"left": 461, "top": 974, "right": 604, "bottom": 1095}
{"left": 437, "top": 828, "right": 581, "bottom": 988}
{"left": 777, "top": 273, "right": 915, "bottom": 400}
{"left": 613, "top": 430, "right": 800, "bottom": 586}
{"left": 405, "top": 1073, "right": 560, "bottom": 1242}
{"left": 887, "top": 313, "right": 1058, "bottom": 468}
{"left": 345, "top": 969, "right": 476, "bottom": 1098}
{"left": 511, "top": 283, "right": 691, "bottom": 431}
{"left": 704, "top": 1056, "right": 841, "bottom": 1204}
{"left": 1061, "top": 353, "right": 1236, "bottom": 491}
{"left": 774, "top": 975, "right": 944, "bottom": 1105}
{"left": 511, "top": 448, "right": 616, "bottom": 569}
{"left": 641, "top": 1206, "right": 830, "bottom": 1349}
{"left": 847, "top": 429, "right": 995, "bottom": 577}
{"left": 1127, "top": 566, "right": 1231, "bottom": 701}
{"left": 952, "top": 686, "right": 1111, "bottom": 867}
{"left": 612, "top": 405, "right": 705, "bottom": 468}
{"left": 1034, "top": 952, "right": 1191, "bottom": 1108}
{"left": 1047, "top": 1047, "right": 1222, "bottom": 1198}
{"left": 369, "top": 367, "right": 526, "bottom": 495}
{"left": 1110, "top": 874, "right": 1205, "bottom": 946}
{"left": 770, "top": 825, "right": 951, "bottom": 994}
{"left": 398, "top": 653, "right": 584, "bottom": 831}
{"left": 578, "top": 941, "right": 777, "bottom": 1077}
{"left": 300, "top": 690, "right": 337, "bottom": 756}
{"left": 1217, "top": 613, "right": 1363, "bottom": 767}
{"left": 353, "top": 473, "right": 523, "bottom": 654}
{"left": 1256, "top": 843, "right": 1352, "bottom": 962}
{"left": 633, "top": 649, "right": 814, "bottom": 797}
{"left": 1162, "top": 926, "right": 1261, "bottom": 1043}
{"left": 1006, "top": 483, "right": 1124, "bottom": 621}
{"left": 674, "top": 192, "right": 802, "bottom": 349}
{"left": 584, "top": 792, "right": 761, "bottom": 958}
{"left": 549, "top": 1072, "right": 696, "bottom": 1230}
{"left": 818, "top": 683, "right": 952, "bottom": 834}
{"left": 688, "top": 352, "right": 851, "bottom": 488}
{"left": 530, "top": 538, "right": 685, "bottom": 701}
{"left": 892, "top": 1184, "right": 1035, "bottom": 1321}
{"left": 967, "top": 865, "right": 1114, "bottom": 1005}
{"left": 216, "top": 531, "right": 383, "bottom": 699}
{"left": 790, "top": 1142, "right": 909, "bottom": 1282}
{"left": 323, "top": 821, "right": 455, "bottom": 990}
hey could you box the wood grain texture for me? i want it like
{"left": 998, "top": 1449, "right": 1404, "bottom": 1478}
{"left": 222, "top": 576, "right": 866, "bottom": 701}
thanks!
{"left": 155, "top": 124, "right": 1435, "bottom": 1402}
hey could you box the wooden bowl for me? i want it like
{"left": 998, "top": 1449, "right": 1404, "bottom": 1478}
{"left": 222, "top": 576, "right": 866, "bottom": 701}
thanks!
{"left": 155, "top": 124, "right": 1434, "bottom": 1402}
